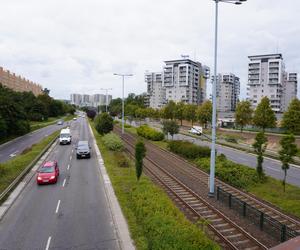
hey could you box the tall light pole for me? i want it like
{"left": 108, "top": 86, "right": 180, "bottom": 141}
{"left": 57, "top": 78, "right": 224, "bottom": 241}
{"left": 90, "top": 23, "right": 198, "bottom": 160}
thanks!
{"left": 113, "top": 73, "right": 133, "bottom": 134}
{"left": 209, "top": 0, "right": 246, "bottom": 197}
{"left": 100, "top": 88, "right": 112, "bottom": 113}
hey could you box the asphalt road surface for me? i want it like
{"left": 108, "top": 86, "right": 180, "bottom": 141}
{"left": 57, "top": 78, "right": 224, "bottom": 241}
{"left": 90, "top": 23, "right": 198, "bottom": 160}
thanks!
{"left": 0, "top": 122, "right": 73, "bottom": 163}
{"left": 130, "top": 120, "right": 300, "bottom": 187}
{"left": 0, "top": 117, "right": 120, "bottom": 249}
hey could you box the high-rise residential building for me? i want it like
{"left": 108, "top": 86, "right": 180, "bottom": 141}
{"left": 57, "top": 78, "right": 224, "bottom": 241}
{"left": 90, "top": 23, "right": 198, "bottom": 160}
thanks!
{"left": 163, "top": 59, "right": 210, "bottom": 105}
{"left": 70, "top": 93, "right": 112, "bottom": 107}
{"left": 247, "top": 54, "right": 297, "bottom": 113}
{"left": 70, "top": 94, "right": 82, "bottom": 106}
{"left": 213, "top": 73, "right": 240, "bottom": 112}
{"left": 0, "top": 67, "right": 43, "bottom": 96}
{"left": 145, "top": 72, "right": 166, "bottom": 109}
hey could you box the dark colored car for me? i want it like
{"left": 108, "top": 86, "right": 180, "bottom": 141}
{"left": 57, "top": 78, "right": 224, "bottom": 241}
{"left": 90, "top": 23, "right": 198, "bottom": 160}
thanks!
{"left": 37, "top": 161, "right": 59, "bottom": 185}
{"left": 76, "top": 141, "right": 91, "bottom": 159}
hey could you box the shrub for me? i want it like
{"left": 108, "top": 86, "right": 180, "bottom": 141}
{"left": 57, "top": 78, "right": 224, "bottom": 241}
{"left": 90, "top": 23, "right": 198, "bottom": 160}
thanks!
{"left": 102, "top": 133, "right": 124, "bottom": 151}
{"left": 124, "top": 124, "right": 132, "bottom": 128}
{"left": 87, "top": 109, "right": 97, "bottom": 120}
{"left": 94, "top": 113, "right": 113, "bottom": 135}
{"left": 168, "top": 140, "right": 210, "bottom": 159}
{"left": 116, "top": 152, "right": 130, "bottom": 168}
{"left": 137, "top": 125, "right": 164, "bottom": 141}
{"left": 195, "top": 157, "right": 261, "bottom": 189}
{"left": 224, "top": 136, "right": 238, "bottom": 144}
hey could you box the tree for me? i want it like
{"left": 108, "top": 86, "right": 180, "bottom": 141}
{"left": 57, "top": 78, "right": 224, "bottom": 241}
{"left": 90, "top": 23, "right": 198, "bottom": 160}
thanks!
{"left": 125, "top": 104, "right": 139, "bottom": 124}
{"left": 94, "top": 113, "right": 113, "bottom": 135}
{"left": 135, "top": 140, "right": 146, "bottom": 181}
{"left": 162, "top": 120, "right": 179, "bottom": 140}
{"left": 183, "top": 104, "right": 197, "bottom": 126}
{"left": 252, "top": 132, "right": 267, "bottom": 179}
{"left": 135, "top": 108, "right": 146, "bottom": 125}
{"left": 279, "top": 134, "right": 297, "bottom": 192}
{"left": 253, "top": 97, "right": 276, "bottom": 131}
{"left": 175, "top": 102, "right": 185, "bottom": 126}
{"left": 281, "top": 98, "right": 300, "bottom": 134}
{"left": 235, "top": 101, "right": 253, "bottom": 132}
{"left": 162, "top": 100, "right": 176, "bottom": 120}
{"left": 109, "top": 98, "right": 122, "bottom": 117}
{"left": 87, "top": 109, "right": 97, "bottom": 120}
{"left": 196, "top": 101, "right": 212, "bottom": 128}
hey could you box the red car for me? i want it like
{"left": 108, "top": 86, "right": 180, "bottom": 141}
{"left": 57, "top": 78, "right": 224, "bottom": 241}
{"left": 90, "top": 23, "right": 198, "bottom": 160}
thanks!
{"left": 37, "top": 161, "right": 59, "bottom": 185}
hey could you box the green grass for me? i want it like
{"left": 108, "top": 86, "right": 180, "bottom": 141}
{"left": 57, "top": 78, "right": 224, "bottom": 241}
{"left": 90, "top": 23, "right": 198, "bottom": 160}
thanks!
{"left": 0, "top": 131, "right": 59, "bottom": 194}
{"left": 90, "top": 122, "right": 219, "bottom": 250}
{"left": 30, "top": 114, "right": 75, "bottom": 132}
{"left": 248, "top": 178, "right": 300, "bottom": 218}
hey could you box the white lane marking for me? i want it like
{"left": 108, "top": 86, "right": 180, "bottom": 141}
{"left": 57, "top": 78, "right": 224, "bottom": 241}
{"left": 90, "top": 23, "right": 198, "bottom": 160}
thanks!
{"left": 45, "top": 236, "right": 52, "bottom": 250}
{"left": 72, "top": 149, "right": 74, "bottom": 153}
{"left": 62, "top": 178, "right": 66, "bottom": 187}
{"left": 70, "top": 155, "right": 72, "bottom": 161}
{"left": 67, "top": 164, "right": 70, "bottom": 170}
{"left": 55, "top": 200, "right": 61, "bottom": 214}
{"left": 9, "top": 150, "right": 18, "bottom": 158}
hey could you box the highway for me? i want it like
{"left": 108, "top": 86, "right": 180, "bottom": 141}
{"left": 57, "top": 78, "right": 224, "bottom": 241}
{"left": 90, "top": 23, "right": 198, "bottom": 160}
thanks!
{"left": 0, "top": 122, "right": 73, "bottom": 163}
{"left": 0, "top": 117, "right": 120, "bottom": 249}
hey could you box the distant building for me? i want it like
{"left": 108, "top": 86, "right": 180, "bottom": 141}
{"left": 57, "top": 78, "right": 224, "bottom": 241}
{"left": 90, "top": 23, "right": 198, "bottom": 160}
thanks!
{"left": 145, "top": 72, "right": 166, "bottom": 109}
{"left": 163, "top": 59, "right": 210, "bottom": 105}
{"left": 212, "top": 73, "right": 240, "bottom": 112}
{"left": 70, "top": 93, "right": 112, "bottom": 107}
{"left": 247, "top": 54, "right": 297, "bottom": 113}
{"left": 0, "top": 66, "right": 43, "bottom": 96}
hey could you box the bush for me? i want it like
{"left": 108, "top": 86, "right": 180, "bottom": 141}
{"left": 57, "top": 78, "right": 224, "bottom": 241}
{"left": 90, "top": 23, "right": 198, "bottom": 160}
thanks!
{"left": 195, "top": 157, "right": 261, "bottom": 189}
{"left": 116, "top": 152, "right": 130, "bottom": 168}
{"left": 224, "top": 136, "right": 238, "bottom": 144}
{"left": 102, "top": 133, "right": 124, "bottom": 151}
{"left": 168, "top": 140, "right": 210, "bottom": 159}
{"left": 94, "top": 113, "right": 113, "bottom": 135}
{"left": 137, "top": 125, "right": 164, "bottom": 141}
{"left": 124, "top": 124, "right": 132, "bottom": 128}
{"left": 87, "top": 109, "right": 97, "bottom": 120}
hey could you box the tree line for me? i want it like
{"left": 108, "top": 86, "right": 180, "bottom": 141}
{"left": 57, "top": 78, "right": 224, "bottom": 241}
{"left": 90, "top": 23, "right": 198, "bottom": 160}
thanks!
{"left": 0, "top": 84, "right": 75, "bottom": 139}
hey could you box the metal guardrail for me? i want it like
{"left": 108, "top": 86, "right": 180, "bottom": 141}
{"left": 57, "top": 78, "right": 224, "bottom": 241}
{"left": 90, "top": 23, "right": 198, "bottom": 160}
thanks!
{"left": 216, "top": 186, "right": 300, "bottom": 243}
{"left": 0, "top": 135, "right": 58, "bottom": 203}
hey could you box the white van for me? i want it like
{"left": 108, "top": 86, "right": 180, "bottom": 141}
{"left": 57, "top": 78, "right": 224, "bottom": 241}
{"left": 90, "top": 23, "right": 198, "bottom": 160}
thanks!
{"left": 189, "top": 126, "right": 203, "bottom": 135}
{"left": 59, "top": 128, "right": 72, "bottom": 145}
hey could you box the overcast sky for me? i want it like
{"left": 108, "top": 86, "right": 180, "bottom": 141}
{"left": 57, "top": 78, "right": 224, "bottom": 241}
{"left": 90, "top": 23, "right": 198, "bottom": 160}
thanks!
{"left": 0, "top": 0, "right": 299, "bottom": 100}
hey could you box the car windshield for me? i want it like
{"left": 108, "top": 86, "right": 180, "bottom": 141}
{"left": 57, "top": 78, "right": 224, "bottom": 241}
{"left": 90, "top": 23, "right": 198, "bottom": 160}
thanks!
{"left": 39, "top": 166, "right": 55, "bottom": 173}
{"left": 60, "top": 133, "right": 70, "bottom": 138}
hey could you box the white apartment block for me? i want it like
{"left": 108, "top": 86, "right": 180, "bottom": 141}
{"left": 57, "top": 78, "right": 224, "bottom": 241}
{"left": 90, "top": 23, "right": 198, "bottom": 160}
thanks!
{"left": 163, "top": 59, "right": 210, "bottom": 105}
{"left": 70, "top": 93, "right": 112, "bottom": 107}
{"left": 145, "top": 72, "right": 166, "bottom": 109}
{"left": 213, "top": 73, "right": 240, "bottom": 112}
{"left": 247, "top": 54, "right": 297, "bottom": 113}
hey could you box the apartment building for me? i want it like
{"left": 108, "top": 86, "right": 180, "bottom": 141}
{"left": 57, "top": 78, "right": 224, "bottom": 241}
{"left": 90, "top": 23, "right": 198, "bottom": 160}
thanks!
{"left": 0, "top": 67, "right": 43, "bottom": 96}
{"left": 145, "top": 72, "right": 166, "bottom": 109}
{"left": 213, "top": 73, "right": 240, "bottom": 112}
{"left": 247, "top": 54, "right": 297, "bottom": 113}
{"left": 163, "top": 59, "right": 210, "bottom": 105}
{"left": 70, "top": 93, "right": 112, "bottom": 107}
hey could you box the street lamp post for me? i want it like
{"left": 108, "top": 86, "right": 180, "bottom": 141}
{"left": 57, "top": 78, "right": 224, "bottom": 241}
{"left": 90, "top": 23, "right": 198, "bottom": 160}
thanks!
{"left": 113, "top": 73, "right": 133, "bottom": 134}
{"left": 100, "top": 88, "right": 112, "bottom": 113}
{"left": 209, "top": 0, "right": 246, "bottom": 197}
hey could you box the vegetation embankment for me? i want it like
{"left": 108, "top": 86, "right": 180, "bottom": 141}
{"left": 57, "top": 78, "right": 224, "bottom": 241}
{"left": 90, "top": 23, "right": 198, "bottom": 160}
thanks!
{"left": 125, "top": 124, "right": 300, "bottom": 219}
{"left": 136, "top": 125, "right": 164, "bottom": 141}
{"left": 90, "top": 119, "right": 219, "bottom": 250}
{"left": 0, "top": 84, "right": 75, "bottom": 144}
{"left": 0, "top": 130, "right": 59, "bottom": 195}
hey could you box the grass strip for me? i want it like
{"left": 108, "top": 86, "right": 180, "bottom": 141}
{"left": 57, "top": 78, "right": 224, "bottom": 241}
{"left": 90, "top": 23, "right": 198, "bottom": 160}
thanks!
{"left": 90, "top": 122, "right": 219, "bottom": 250}
{"left": 30, "top": 114, "right": 76, "bottom": 132}
{"left": 0, "top": 131, "right": 59, "bottom": 194}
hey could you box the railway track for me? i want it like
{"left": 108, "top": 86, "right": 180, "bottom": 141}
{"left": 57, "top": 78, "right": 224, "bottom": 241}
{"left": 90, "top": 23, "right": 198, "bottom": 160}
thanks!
{"left": 116, "top": 128, "right": 267, "bottom": 250}
{"left": 114, "top": 127, "right": 300, "bottom": 235}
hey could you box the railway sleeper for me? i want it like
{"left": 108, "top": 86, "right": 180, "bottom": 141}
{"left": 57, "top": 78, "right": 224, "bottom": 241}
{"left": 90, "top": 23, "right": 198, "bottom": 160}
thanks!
{"left": 225, "top": 233, "right": 242, "bottom": 239}
{"left": 213, "top": 223, "right": 229, "bottom": 228}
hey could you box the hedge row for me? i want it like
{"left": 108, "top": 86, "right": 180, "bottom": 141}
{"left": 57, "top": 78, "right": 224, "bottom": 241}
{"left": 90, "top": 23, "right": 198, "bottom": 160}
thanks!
{"left": 137, "top": 125, "right": 164, "bottom": 141}
{"left": 195, "top": 156, "right": 262, "bottom": 189}
{"left": 168, "top": 140, "right": 210, "bottom": 159}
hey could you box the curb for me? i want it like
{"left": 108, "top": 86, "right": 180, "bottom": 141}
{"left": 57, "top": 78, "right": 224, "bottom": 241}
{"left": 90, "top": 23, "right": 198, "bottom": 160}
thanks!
{"left": 0, "top": 138, "right": 58, "bottom": 221}
{"left": 88, "top": 123, "right": 135, "bottom": 250}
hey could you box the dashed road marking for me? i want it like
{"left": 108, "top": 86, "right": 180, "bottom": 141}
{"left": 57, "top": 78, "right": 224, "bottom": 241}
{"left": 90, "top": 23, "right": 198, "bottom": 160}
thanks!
{"left": 62, "top": 178, "right": 66, "bottom": 187}
{"left": 70, "top": 155, "right": 72, "bottom": 161}
{"left": 45, "top": 236, "right": 52, "bottom": 250}
{"left": 55, "top": 200, "right": 61, "bottom": 214}
{"left": 67, "top": 164, "right": 70, "bottom": 170}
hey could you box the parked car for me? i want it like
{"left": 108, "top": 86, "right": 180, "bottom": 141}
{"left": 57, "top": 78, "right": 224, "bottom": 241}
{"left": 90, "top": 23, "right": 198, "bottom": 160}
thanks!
{"left": 76, "top": 141, "right": 91, "bottom": 159}
{"left": 188, "top": 126, "right": 203, "bottom": 135}
{"left": 37, "top": 161, "right": 59, "bottom": 185}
